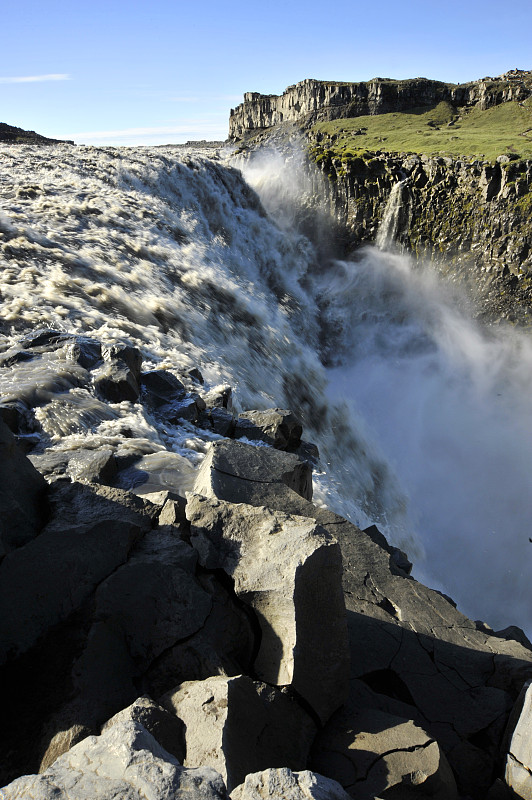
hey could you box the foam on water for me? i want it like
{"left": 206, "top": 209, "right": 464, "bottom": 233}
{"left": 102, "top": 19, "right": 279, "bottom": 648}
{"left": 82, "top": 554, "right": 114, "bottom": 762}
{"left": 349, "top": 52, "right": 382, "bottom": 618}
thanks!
{"left": 0, "top": 143, "right": 405, "bottom": 538}
{"left": 4, "top": 141, "right": 531, "bottom": 632}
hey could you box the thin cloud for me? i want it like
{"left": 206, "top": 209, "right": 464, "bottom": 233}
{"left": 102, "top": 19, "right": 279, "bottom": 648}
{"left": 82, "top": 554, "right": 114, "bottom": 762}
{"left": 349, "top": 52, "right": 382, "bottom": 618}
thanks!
{"left": 0, "top": 74, "right": 70, "bottom": 84}
{"left": 68, "top": 121, "right": 228, "bottom": 145}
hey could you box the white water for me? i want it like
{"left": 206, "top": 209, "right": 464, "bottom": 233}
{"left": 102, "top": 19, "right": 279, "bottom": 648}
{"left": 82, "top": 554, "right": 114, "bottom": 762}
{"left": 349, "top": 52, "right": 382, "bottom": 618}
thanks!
{"left": 1, "top": 142, "right": 531, "bottom": 633}
{"left": 242, "top": 149, "right": 532, "bottom": 633}
{"left": 0, "top": 143, "right": 407, "bottom": 534}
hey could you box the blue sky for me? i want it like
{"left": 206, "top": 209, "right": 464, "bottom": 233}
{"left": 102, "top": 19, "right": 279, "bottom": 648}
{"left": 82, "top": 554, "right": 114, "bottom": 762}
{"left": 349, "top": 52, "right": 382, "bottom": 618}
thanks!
{"left": 2, "top": 0, "right": 531, "bottom": 146}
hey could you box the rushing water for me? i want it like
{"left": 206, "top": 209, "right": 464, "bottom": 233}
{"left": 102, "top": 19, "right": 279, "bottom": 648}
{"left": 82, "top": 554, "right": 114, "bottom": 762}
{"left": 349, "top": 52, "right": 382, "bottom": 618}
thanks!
{"left": 243, "top": 154, "right": 532, "bottom": 634}
{"left": 1, "top": 143, "right": 531, "bottom": 633}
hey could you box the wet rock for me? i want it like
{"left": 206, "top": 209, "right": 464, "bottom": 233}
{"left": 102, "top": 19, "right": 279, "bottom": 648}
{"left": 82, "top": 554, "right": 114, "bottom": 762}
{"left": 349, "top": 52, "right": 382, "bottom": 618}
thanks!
{"left": 28, "top": 450, "right": 71, "bottom": 481}
{"left": 0, "top": 481, "right": 152, "bottom": 663}
{"left": 231, "top": 768, "right": 352, "bottom": 800}
{"left": 233, "top": 408, "right": 302, "bottom": 450}
{"left": 504, "top": 680, "right": 532, "bottom": 799}
{"left": 186, "top": 494, "right": 349, "bottom": 722}
{"left": 160, "top": 674, "right": 316, "bottom": 792}
{"left": 66, "top": 448, "right": 117, "bottom": 484}
{"left": 202, "top": 383, "right": 233, "bottom": 409}
{"left": 2, "top": 717, "right": 228, "bottom": 800}
{"left": 141, "top": 369, "right": 187, "bottom": 407}
{"left": 117, "top": 450, "right": 196, "bottom": 499}
{"left": 293, "top": 440, "right": 320, "bottom": 467}
{"left": 103, "top": 343, "right": 142, "bottom": 381}
{"left": 21, "top": 328, "right": 72, "bottom": 352}
{"left": 198, "top": 406, "right": 235, "bottom": 436}
{"left": 312, "top": 708, "right": 458, "bottom": 800}
{"left": 188, "top": 366, "right": 204, "bottom": 384}
{"left": 166, "top": 394, "right": 206, "bottom": 424}
{"left": 93, "top": 359, "right": 141, "bottom": 403}
{"left": 0, "top": 400, "right": 31, "bottom": 433}
{"left": 64, "top": 337, "right": 102, "bottom": 369}
{"left": 0, "top": 349, "right": 35, "bottom": 368}
{"left": 0, "top": 418, "right": 48, "bottom": 555}
{"left": 194, "top": 439, "right": 313, "bottom": 507}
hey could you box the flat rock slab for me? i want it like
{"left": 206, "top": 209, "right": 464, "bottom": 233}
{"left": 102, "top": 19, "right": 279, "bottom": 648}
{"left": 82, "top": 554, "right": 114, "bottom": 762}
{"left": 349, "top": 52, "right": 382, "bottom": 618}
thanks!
{"left": 160, "top": 674, "right": 316, "bottom": 792}
{"left": 231, "top": 768, "right": 352, "bottom": 800}
{"left": 193, "top": 439, "right": 312, "bottom": 506}
{"left": 233, "top": 409, "right": 302, "bottom": 450}
{"left": 312, "top": 708, "right": 457, "bottom": 800}
{"left": 1, "top": 718, "right": 228, "bottom": 800}
{"left": 186, "top": 494, "right": 349, "bottom": 722}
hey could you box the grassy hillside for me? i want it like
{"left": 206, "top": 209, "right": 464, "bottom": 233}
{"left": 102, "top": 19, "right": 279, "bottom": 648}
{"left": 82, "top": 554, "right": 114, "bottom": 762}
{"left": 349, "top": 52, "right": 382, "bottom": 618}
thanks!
{"left": 311, "top": 98, "right": 532, "bottom": 161}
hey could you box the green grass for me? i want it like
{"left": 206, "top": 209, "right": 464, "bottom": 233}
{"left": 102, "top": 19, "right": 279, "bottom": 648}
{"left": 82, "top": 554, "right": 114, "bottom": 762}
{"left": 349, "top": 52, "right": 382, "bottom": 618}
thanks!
{"left": 312, "top": 99, "right": 532, "bottom": 161}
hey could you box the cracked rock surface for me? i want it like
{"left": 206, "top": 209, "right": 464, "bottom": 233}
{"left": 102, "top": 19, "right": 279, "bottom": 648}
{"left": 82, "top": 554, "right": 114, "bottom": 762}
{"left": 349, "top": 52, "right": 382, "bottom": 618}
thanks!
{"left": 194, "top": 439, "right": 313, "bottom": 507}
{"left": 312, "top": 707, "right": 457, "bottom": 799}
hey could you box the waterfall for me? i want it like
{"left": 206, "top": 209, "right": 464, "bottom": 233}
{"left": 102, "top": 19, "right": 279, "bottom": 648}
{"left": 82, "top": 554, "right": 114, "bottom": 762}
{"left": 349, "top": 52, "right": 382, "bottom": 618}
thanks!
{"left": 240, "top": 148, "right": 532, "bottom": 635}
{"left": 2, "top": 142, "right": 532, "bottom": 634}
{"left": 375, "top": 178, "right": 411, "bottom": 250}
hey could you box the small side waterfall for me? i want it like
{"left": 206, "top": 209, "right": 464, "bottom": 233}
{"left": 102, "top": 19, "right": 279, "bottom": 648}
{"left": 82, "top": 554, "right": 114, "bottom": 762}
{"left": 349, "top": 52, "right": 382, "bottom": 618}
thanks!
{"left": 376, "top": 178, "right": 411, "bottom": 250}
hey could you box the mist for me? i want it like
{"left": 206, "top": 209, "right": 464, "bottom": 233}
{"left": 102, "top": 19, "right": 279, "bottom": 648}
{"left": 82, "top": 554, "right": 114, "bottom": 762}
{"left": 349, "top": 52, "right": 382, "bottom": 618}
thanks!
{"left": 240, "top": 148, "right": 532, "bottom": 634}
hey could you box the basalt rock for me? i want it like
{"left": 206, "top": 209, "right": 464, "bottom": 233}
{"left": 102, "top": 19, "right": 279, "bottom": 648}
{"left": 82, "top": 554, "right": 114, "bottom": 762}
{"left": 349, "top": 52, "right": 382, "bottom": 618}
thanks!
{"left": 0, "top": 481, "right": 152, "bottom": 664}
{"left": 2, "top": 716, "right": 228, "bottom": 800}
{"left": 233, "top": 409, "right": 302, "bottom": 450}
{"left": 229, "top": 73, "right": 532, "bottom": 139}
{"left": 193, "top": 439, "right": 313, "bottom": 507}
{"left": 141, "top": 369, "right": 187, "bottom": 408}
{"left": 503, "top": 680, "right": 532, "bottom": 799}
{"left": 0, "top": 418, "right": 48, "bottom": 556}
{"left": 311, "top": 708, "right": 458, "bottom": 800}
{"left": 186, "top": 494, "right": 349, "bottom": 723}
{"left": 160, "top": 674, "right": 317, "bottom": 792}
{"left": 231, "top": 768, "right": 352, "bottom": 800}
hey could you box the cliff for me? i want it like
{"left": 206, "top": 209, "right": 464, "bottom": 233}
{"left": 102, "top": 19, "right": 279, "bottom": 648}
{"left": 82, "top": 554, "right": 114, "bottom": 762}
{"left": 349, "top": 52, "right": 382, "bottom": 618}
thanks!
{"left": 309, "top": 146, "right": 532, "bottom": 320}
{"left": 231, "top": 69, "right": 532, "bottom": 321}
{"left": 229, "top": 70, "right": 532, "bottom": 140}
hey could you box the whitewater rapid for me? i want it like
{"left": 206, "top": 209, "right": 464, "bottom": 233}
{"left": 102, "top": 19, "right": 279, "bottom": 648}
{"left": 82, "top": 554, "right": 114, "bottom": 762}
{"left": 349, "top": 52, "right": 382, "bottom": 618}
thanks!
{"left": 1, "top": 142, "right": 531, "bottom": 634}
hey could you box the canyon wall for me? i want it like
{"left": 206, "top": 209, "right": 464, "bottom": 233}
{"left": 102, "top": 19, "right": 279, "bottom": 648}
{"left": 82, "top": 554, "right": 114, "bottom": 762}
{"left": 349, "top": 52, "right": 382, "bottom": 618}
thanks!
{"left": 229, "top": 71, "right": 532, "bottom": 139}
{"left": 308, "top": 146, "right": 532, "bottom": 317}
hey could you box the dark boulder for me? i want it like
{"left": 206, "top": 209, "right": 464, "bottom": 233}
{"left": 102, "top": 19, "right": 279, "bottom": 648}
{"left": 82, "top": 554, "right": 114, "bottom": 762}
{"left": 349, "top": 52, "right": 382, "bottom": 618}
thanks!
{"left": 233, "top": 408, "right": 302, "bottom": 450}
{"left": 0, "top": 419, "right": 48, "bottom": 556}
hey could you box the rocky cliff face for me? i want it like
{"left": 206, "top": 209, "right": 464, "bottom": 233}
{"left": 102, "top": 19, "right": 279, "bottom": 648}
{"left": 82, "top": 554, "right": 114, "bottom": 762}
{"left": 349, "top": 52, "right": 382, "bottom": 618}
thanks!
{"left": 307, "top": 145, "right": 532, "bottom": 319}
{"left": 229, "top": 70, "right": 532, "bottom": 140}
